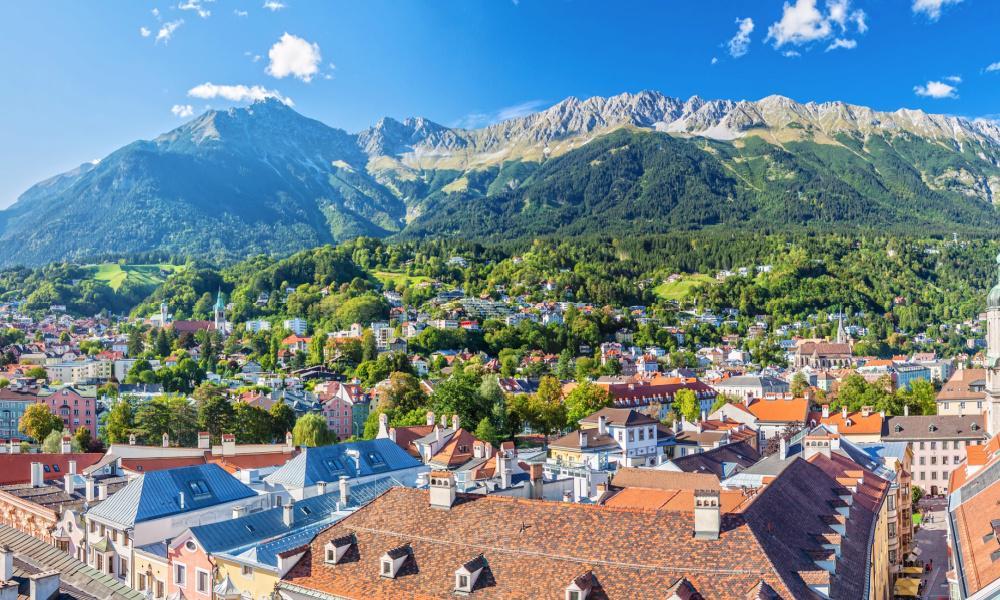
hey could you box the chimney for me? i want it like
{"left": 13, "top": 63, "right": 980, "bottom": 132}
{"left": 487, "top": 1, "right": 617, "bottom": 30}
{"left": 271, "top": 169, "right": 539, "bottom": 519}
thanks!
{"left": 597, "top": 415, "right": 607, "bottom": 435}
{"left": 68, "top": 460, "right": 76, "bottom": 475}
{"left": 283, "top": 500, "right": 295, "bottom": 527}
{"left": 161, "top": 432, "right": 169, "bottom": 448}
{"left": 97, "top": 483, "right": 108, "bottom": 501}
{"left": 85, "top": 476, "right": 95, "bottom": 502}
{"left": 426, "top": 411, "right": 435, "bottom": 427}
{"left": 822, "top": 405, "right": 829, "bottom": 419}
{"left": 378, "top": 413, "right": 390, "bottom": 438}
{"left": 232, "top": 505, "right": 246, "bottom": 519}
{"left": 904, "top": 404, "right": 909, "bottom": 417}
{"left": 8, "top": 440, "right": 18, "bottom": 454}
{"left": 429, "top": 471, "right": 456, "bottom": 509}
{"left": 579, "top": 430, "right": 588, "bottom": 449}
{"left": 779, "top": 437, "right": 788, "bottom": 460}
{"left": 60, "top": 435, "right": 72, "bottom": 454}
{"left": 452, "top": 414, "right": 460, "bottom": 431}
{"left": 29, "top": 462, "right": 42, "bottom": 488}
{"left": 197, "top": 431, "right": 210, "bottom": 450}
{"left": 221, "top": 434, "right": 236, "bottom": 456}
{"left": 64, "top": 474, "right": 74, "bottom": 495}
{"left": 128, "top": 433, "right": 136, "bottom": 445}
{"left": 339, "top": 475, "right": 350, "bottom": 505}
{"left": 498, "top": 452, "right": 512, "bottom": 489}
{"left": 29, "top": 571, "right": 60, "bottom": 600}
{"left": 440, "top": 414, "right": 447, "bottom": 428}
{"left": 562, "top": 490, "right": 573, "bottom": 503}
{"left": 693, "top": 489, "right": 721, "bottom": 540}
{"left": 529, "top": 463, "right": 544, "bottom": 500}
{"left": 841, "top": 406, "right": 848, "bottom": 420}
{"left": 316, "top": 481, "right": 328, "bottom": 495}
{"left": 0, "top": 545, "right": 13, "bottom": 580}
{"left": 0, "top": 580, "right": 16, "bottom": 600}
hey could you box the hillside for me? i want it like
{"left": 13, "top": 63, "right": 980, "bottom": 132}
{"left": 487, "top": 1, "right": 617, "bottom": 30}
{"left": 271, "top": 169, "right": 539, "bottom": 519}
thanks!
{"left": 2, "top": 91, "right": 1000, "bottom": 266}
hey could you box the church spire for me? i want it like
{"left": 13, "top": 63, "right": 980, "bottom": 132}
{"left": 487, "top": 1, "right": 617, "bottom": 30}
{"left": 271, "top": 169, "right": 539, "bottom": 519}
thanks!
{"left": 835, "top": 308, "right": 847, "bottom": 345}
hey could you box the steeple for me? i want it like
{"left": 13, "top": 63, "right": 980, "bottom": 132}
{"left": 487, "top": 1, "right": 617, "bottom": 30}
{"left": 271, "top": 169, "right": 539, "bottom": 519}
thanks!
{"left": 984, "top": 252, "right": 1000, "bottom": 435}
{"left": 835, "top": 309, "right": 847, "bottom": 345}
{"left": 213, "top": 288, "right": 226, "bottom": 332}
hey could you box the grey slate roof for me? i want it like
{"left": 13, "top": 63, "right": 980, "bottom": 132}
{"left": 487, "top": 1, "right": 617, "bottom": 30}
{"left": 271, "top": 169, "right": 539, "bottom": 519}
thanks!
{"left": 87, "top": 463, "right": 256, "bottom": 527}
{"left": 670, "top": 441, "right": 761, "bottom": 479}
{"left": 189, "top": 476, "right": 399, "bottom": 555}
{"left": 0, "top": 524, "right": 144, "bottom": 600}
{"left": 265, "top": 439, "right": 421, "bottom": 488}
{"left": 883, "top": 414, "right": 987, "bottom": 440}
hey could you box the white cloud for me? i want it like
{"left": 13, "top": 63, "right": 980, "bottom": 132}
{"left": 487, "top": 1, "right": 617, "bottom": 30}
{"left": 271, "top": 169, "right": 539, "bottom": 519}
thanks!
{"left": 178, "top": 0, "right": 211, "bottom": 19}
{"left": 187, "top": 82, "right": 293, "bottom": 105}
{"left": 987, "top": 62, "right": 1000, "bottom": 73}
{"left": 945, "top": 74, "right": 962, "bottom": 83}
{"left": 727, "top": 17, "right": 754, "bottom": 58}
{"left": 139, "top": 26, "right": 151, "bottom": 37}
{"left": 711, "top": 57, "right": 719, "bottom": 65}
{"left": 914, "top": 80, "right": 958, "bottom": 99}
{"left": 234, "top": 9, "right": 248, "bottom": 17}
{"left": 151, "top": 8, "right": 160, "bottom": 18}
{"left": 171, "top": 104, "right": 195, "bottom": 118}
{"left": 825, "top": 38, "right": 857, "bottom": 51}
{"left": 766, "top": 0, "right": 867, "bottom": 50}
{"left": 262, "top": 0, "right": 286, "bottom": 11}
{"left": 156, "top": 20, "right": 183, "bottom": 43}
{"left": 454, "top": 100, "right": 548, "bottom": 129}
{"left": 783, "top": 50, "right": 801, "bottom": 57}
{"left": 266, "top": 33, "right": 321, "bottom": 82}
{"left": 912, "top": 0, "right": 962, "bottom": 21}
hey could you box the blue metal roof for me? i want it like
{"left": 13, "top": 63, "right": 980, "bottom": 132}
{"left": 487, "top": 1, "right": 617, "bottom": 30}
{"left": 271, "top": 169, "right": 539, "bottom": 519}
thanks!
{"left": 193, "top": 476, "right": 398, "bottom": 557}
{"left": 264, "top": 438, "right": 421, "bottom": 488}
{"left": 88, "top": 464, "right": 257, "bottom": 527}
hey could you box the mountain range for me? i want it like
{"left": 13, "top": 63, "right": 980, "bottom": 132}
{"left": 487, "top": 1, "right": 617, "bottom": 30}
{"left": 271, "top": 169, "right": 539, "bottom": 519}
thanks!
{"left": 3, "top": 90, "right": 1000, "bottom": 266}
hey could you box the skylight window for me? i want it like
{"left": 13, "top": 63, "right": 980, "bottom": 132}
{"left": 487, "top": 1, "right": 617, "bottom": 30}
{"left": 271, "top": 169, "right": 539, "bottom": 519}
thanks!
{"left": 323, "top": 458, "right": 344, "bottom": 473}
{"left": 187, "top": 480, "right": 210, "bottom": 499}
{"left": 367, "top": 451, "right": 386, "bottom": 468}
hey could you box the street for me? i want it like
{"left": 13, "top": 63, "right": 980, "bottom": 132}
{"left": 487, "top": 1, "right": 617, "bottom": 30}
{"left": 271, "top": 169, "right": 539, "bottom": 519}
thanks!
{"left": 914, "top": 497, "right": 950, "bottom": 600}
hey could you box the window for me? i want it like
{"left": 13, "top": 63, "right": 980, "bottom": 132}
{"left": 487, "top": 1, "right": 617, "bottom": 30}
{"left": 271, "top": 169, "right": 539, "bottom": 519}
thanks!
{"left": 156, "top": 580, "right": 164, "bottom": 598}
{"left": 943, "top": 456, "right": 949, "bottom": 465}
{"left": 382, "top": 561, "right": 391, "bottom": 575}
{"left": 196, "top": 569, "right": 209, "bottom": 593}
{"left": 568, "top": 592, "right": 581, "bottom": 600}
{"left": 174, "top": 564, "right": 186, "bottom": 586}
{"left": 931, "top": 471, "right": 938, "bottom": 480}
{"left": 919, "top": 472, "right": 925, "bottom": 481}
{"left": 930, "top": 441, "right": 937, "bottom": 450}
{"left": 367, "top": 451, "right": 387, "bottom": 468}
{"left": 638, "top": 428, "right": 645, "bottom": 441}
{"left": 889, "top": 523, "right": 896, "bottom": 538}
{"left": 326, "top": 548, "right": 335, "bottom": 561}
{"left": 137, "top": 574, "right": 147, "bottom": 591}
{"left": 187, "top": 480, "right": 210, "bottom": 499}
{"left": 889, "top": 550, "right": 897, "bottom": 564}
{"left": 120, "top": 557, "right": 128, "bottom": 580}
{"left": 185, "top": 540, "right": 196, "bottom": 551}
{"left": 242, "top": 565, "right": 253, "bottom": 577}
{"left": 919, "top": 442, "right": 925, "bottom": 450}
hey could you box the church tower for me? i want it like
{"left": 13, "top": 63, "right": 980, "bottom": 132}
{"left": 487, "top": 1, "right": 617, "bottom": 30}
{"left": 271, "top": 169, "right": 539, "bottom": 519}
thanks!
{"left": 159, "top": 301, "right": 168, "bottom": 325}
{"left": 213, "top": 289, "right": 226, "bottom": 333}
{"left": 985, "top": 253, "right": 1000, "bottom": 435}
{"left": 836, "top": 311, "right": 848, "bottom": 345}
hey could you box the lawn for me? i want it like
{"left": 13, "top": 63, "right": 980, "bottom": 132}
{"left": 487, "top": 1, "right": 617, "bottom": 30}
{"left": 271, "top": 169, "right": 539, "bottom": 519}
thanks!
{"left": 87, "top": 263, "right": 183, "bottom": 291}
{"left": 653, "top": 273, "right": 718, "bottom": 301}
{"left": 373, "top": 270, "right": 432, "bottom": 288}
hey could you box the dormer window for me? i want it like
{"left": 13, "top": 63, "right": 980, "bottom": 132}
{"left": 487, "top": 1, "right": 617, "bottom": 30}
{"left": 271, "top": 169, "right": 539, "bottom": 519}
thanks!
{"left": 566, "top": 571, "right": 595, "bottom": 600}
{"left": 928, "top": 424, "right": 937, "bottom": 432}
{"left": 455, "top": 555, "right": 486, "bottom": 594}
{"left": 324, "top": 534, "right": 355, "bottom": 565}
{"left": 379, "top": 544, "right": 410, "bottom": 579}
{"left": 894, "top": 424, "right": 902, "bottom": 432}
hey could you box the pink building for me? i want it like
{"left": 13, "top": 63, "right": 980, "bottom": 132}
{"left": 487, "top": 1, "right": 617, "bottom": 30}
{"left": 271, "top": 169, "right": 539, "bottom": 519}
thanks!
{"left": 36, "top": 386, "right": 97, "bottom": 439}
{"left": 167, "top": 529, "right": 215, "bottom": 599}
{"left": 316, "top": 381, "right": 369, "bottom": 440}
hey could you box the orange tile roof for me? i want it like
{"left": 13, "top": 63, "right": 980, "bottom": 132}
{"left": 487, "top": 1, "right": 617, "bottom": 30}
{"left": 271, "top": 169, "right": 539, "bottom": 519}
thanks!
{"left": 611, "top": 468, "right": 720, "bottom": 491}
{"left": 813, "top": 410, "right": 884, "bottom": 435}
{"left": 952, "top": 476, "right": 1000, "bottom": 595}
{"left": 745, "top": 397, "right": 810, "bottom": 424}
{"left": 0, "top": 453, "right": 104, "bottom": 485}
{"left": 428, "top": 429, "right": 479, "bottom": 469}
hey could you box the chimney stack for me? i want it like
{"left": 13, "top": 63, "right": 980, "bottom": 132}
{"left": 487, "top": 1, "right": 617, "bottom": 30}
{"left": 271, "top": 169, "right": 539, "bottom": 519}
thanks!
{"left": 822, "top": 405, "right": 829, "bottom": 419}
{"left": 597, "top": 415, "right": 607, "bottom": 435}
{"left": 841, "top": 406, "right": 848, "bottom": 420}
{"left": 285, "top": 430, "right": 294, "bottom": 451}
{"left": 8, "top": 440, "right": 18, "bottom": 454}
{"left": 429, "top": 471, "right": 456, "bottom": 509}
{"left": 282, "top": 500, "right": 295, "bottom": 526}
{"left": 197, "top": 431, "right": 210, "bottom": 450}
{"left": 84, "top": 476, "right": 95, "bottom": 502}
{"left": 452, "top": 414, "right": 460, "bottom": 431}
{"left": 779, "top": 437, "right": 788, "bottom": 460}
{"left": 529, "top": 463, "right": 544, "bottom": 500}
{"left": 339, "top": 475, "right": 350, "bottom": 505}
{"left": 221, "top": 434, "right": 236, "bottom": 456}
{"left": 68, "top": 460, "right": 76, "bottom": 475}
{"left": 579, "top": 430, "right": 588, "bottom": 449}
{"left": 97, "top": 483, "right": 108, "bottom": 501}
{"left": 498, "top": 451, "right": 512, "bottom": 489}
{"left": 316, "top": 481, "right": 328, "bottom": 495}
{"left": 128, "top": 434, "right": 136, "bottom": 446}
{"left": 28, "top": 571, "right": 60, "bottom": 600}
{"left": 904, "top": 404, "right": 909, "bottom": 417}
{"left": 693, "top": 489, "right": 721, "bottom": 540}
{"left": 64, "top": 474, "right": 74, "bottom": 495}
{"left": 0, "top": 545, "right": 13, "bottom": 581}
{"left": 161, "top": 433, "right": 169, "bottom": 448}
{"left": 440, "top": 414, "right": 447, "bottom": 428}
{"left": 29, "top": 462, "right": 42, "bottom": 488}
{"left": 232, "top": 505, "right": 246, "bottom": 519}
{"left": 60, "top": 435, "right": 72, "bottom": 454}
{"left": 426, "top": 411, "right": 435, "bottom": 427}
{"left": 562, "top": 490, "right": 573, "bottom": 503}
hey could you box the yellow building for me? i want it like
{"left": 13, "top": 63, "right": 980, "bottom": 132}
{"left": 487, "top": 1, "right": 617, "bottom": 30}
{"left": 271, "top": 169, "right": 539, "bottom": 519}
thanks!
{"left": 133, "top": 543, "right": 169, "bottom": 599}
{"left": 214, "top": 556, "right": 281, "bottom": 600}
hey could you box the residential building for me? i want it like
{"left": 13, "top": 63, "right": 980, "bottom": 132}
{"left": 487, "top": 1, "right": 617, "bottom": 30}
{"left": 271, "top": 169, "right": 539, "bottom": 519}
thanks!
{"left": 947, "top": 433, "right": 1000, "bottom": 599}
{"left": 883, "top": 414, "right": 987, "bottom": 495}
{"left": 35, "top": 385, "right": 99, "bottom": 439}
{"left": 858, "top": 440, "right": 915, "bottom": 572}
{"left": 937, "top": 366, "right": 987, "bottom": 416}
{"left": 283, "top": 318, "right": 308, "bottom": 336}
{"left": 710, "top": 395, "right": 811, "bottom": 440}
{"left": 84, "top": 464, "right": 268, "bottom": 586}
{"left": 712, "top": 375, "right": 789, "bottom": 401}
{"left": 593, "top": 375, "right": 717, "bottom": 419}
{"left": 577, "top": 408, "right": 664, "bottom": 467}
{"left": 659, "top": 440, "right": 761, "bottom": 478}
{"left": 315, "top": 380, "right": 370, "bottom": 440}
{"left": 811, "top": 405, "right": 885, "bottom": 443}
{"left": 264, "top": 438, "right": 426, "bottom": 501}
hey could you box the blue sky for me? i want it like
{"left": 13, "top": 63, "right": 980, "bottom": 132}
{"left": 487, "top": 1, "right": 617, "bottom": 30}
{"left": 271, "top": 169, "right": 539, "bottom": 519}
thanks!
{"left": 1, "top": 0, "right": 997, "bottom": 206}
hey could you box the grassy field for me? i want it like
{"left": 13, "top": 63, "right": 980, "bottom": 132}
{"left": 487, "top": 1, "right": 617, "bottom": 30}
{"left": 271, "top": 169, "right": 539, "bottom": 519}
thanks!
{"left": 653, "top": 273, "right": 717, "bottom": 301}
{"left": 373, "top": 270, "right": 432, "bottom": 288}
{"left": 87, "top": 263, "right": 183, "bottom": 291}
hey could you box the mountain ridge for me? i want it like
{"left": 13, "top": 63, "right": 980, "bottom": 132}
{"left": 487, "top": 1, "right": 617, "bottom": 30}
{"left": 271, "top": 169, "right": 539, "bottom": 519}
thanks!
{"left": 2, "top": 90, "right": 1000, "bottom": 267}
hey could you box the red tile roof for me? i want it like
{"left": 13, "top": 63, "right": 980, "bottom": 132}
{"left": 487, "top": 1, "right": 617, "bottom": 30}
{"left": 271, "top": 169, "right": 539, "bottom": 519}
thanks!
{"left": 0, "top": 453, "right": 103, "bottom": 485}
